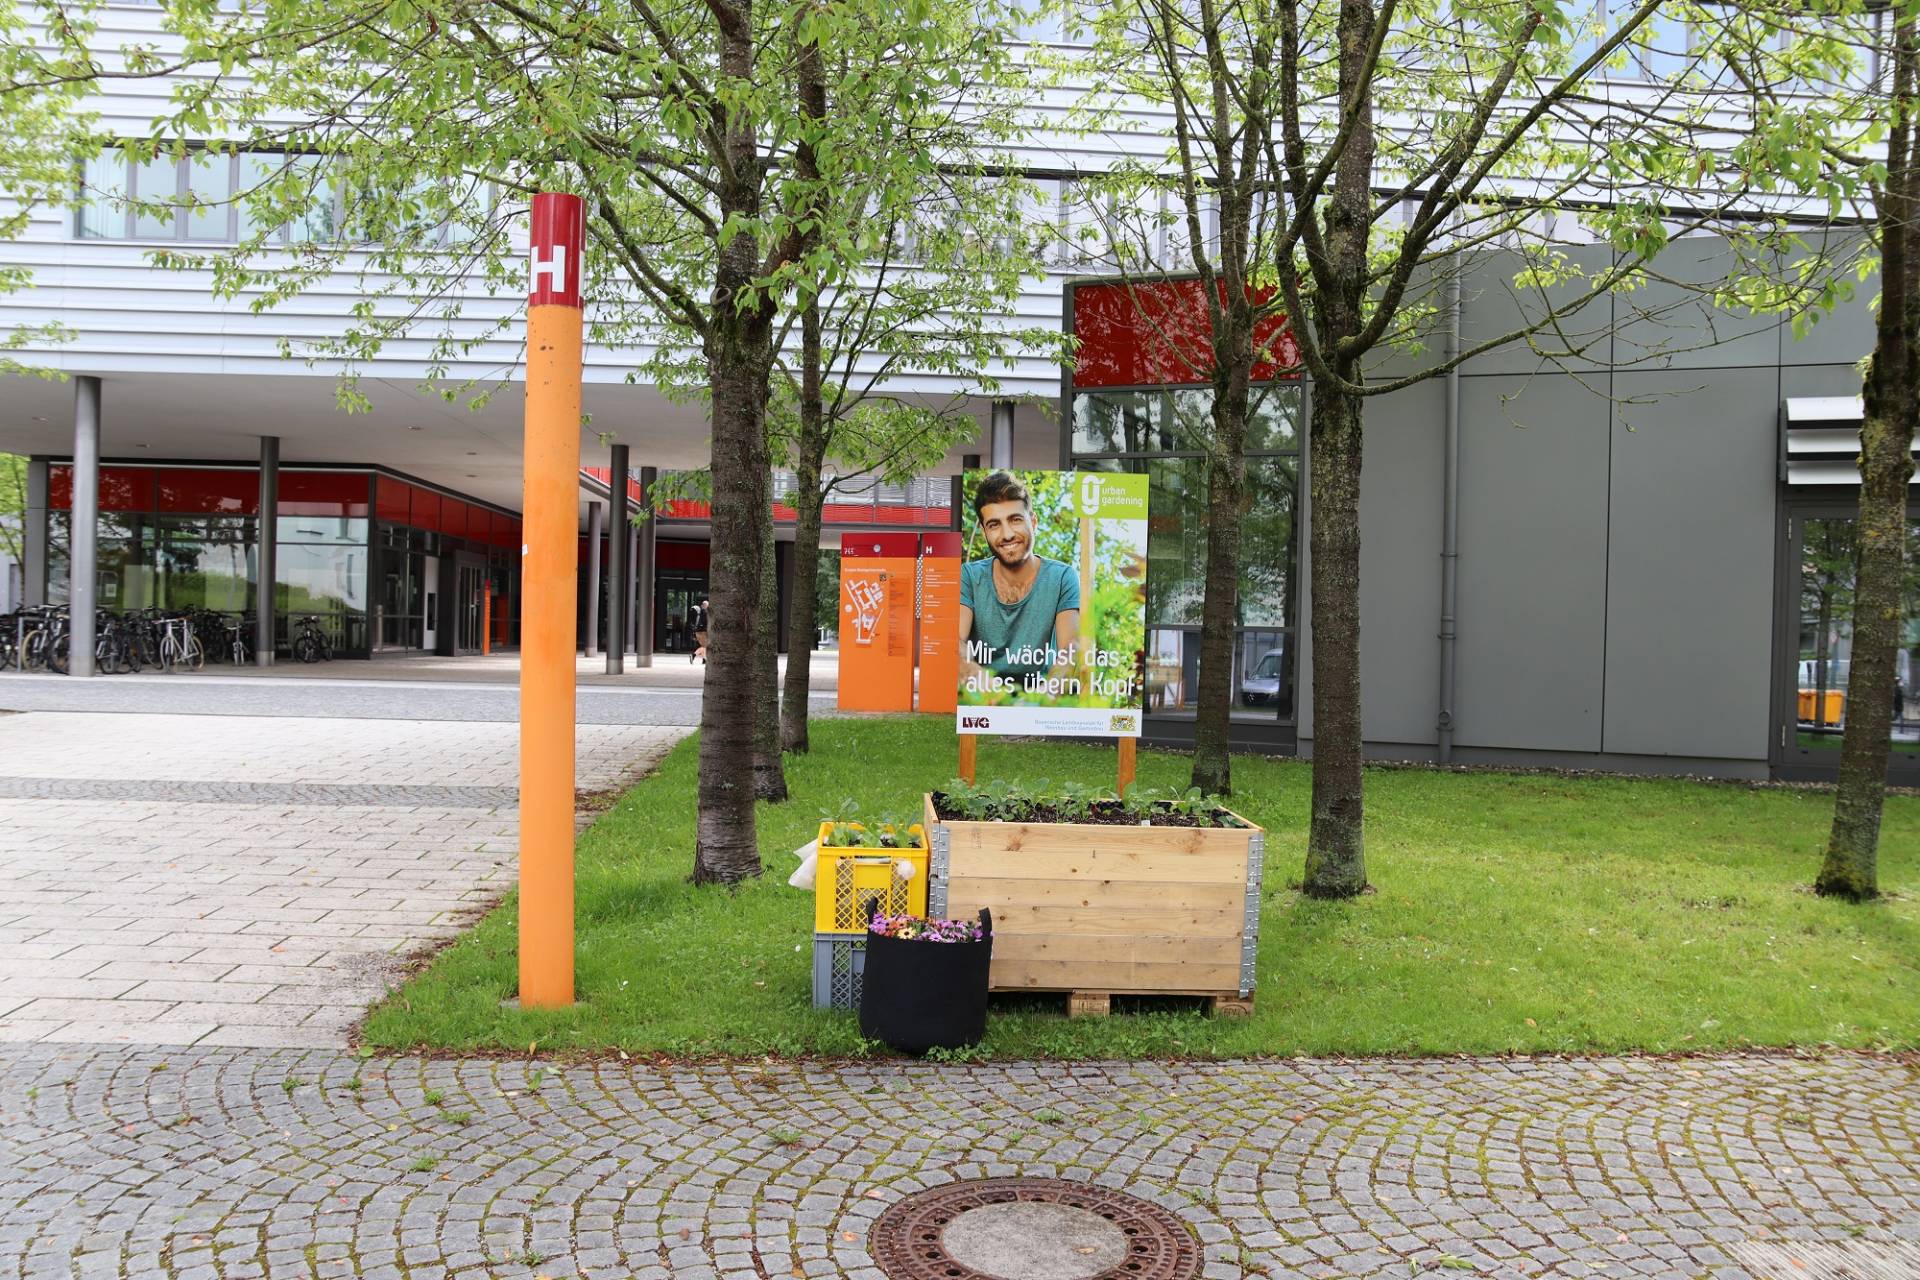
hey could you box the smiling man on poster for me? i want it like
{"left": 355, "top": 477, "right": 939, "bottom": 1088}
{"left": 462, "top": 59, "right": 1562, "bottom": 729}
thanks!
{"left": 959, "top": 470, "right": 1080, "bottom": 689}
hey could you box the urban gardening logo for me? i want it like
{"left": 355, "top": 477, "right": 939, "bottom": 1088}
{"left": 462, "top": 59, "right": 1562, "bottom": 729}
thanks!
{"left": 1074, "top": 472, "right": 1148, "bottom": 519}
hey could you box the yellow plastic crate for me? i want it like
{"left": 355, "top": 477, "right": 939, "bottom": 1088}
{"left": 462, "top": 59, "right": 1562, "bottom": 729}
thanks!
{"left": 813, "top": 821, "right": 929, "bottom": 934}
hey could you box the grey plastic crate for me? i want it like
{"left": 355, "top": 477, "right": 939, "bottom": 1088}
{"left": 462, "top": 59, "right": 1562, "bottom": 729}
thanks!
{"left": 811, "top": 933, "right": 867, "bottom": 1010}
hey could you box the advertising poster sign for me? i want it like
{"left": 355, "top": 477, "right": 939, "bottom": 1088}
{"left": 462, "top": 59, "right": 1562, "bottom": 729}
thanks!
{"left": 837, "top": 532, "right": 918, "bottom": 712}
{"left": 957, "top": 469, "right": 1148, "bottom": 737}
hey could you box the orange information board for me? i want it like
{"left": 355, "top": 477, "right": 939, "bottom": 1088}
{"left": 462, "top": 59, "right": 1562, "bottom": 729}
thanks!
{"left": 837, "top": 532, "right": 919, "bottom": 712}
{"left": 917, "top": 532, "right": 962, "bottom": 713}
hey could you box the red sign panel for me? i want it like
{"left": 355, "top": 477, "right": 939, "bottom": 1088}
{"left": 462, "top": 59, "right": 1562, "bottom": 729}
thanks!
{"left": 917, "top": 532, "right": 962, "bottom": 714}
{"left": 528, "top": 193, "right": 584, "bottom": 308}
{"left": 1072, "top": 279, "right": 1300, "bottom": 388}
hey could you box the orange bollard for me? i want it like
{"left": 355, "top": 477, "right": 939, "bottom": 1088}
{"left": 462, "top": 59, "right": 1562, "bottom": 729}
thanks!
{"left": 519, "top": 193, "right": 584, "bottom": 1009}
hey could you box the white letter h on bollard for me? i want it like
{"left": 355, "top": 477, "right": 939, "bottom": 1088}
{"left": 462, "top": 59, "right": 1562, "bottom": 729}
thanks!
{"left": 531, "top": 245, "right": 568, "bottom": 295}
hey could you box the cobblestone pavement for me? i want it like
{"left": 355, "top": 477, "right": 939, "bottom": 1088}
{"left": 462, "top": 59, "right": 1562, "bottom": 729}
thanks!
{"left": 0, "top": 712, "right": 687, "bottom": 1048}
{"left": 1, "top": 1046, "right": 1915, "bottom": 1280}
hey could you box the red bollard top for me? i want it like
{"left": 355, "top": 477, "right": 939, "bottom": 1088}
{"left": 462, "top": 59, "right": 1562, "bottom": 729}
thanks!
{"left": 528, "top": 193, "right": 584, "bottom": 308}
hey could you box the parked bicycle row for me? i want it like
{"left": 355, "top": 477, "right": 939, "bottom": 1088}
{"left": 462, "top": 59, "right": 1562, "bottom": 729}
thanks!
{"left": 0, "top": 607, "right": 335, "bottom": 674}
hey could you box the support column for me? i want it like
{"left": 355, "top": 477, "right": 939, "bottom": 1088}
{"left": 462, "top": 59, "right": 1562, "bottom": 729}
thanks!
{"left": 957, "top": 453, "right": 979, "bottom": 533}
{"left": 256, "top": 436, "right": 279, "bottom": 666}
{"left": 626, "top": 523, "right": 639, "bottom": 653}
{"left": 606, "top": 445, "right": 628, "bottom": 674}
{"left": 988, "top": 401, "right": 1015, "bottom": 470}
{"left": 635, "top": 465, "right": 656, "bottom": 667}
{"left": 69, "top": 378, "right": 100, "bottom": 677}
{"left": 23, "top": 456, "right": 48, "bottom": 607}
{"left": 584, "top": 500, "right": 603, "bottom": 657}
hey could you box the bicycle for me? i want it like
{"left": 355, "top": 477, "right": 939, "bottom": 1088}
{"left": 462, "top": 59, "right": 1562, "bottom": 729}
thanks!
{"left": 221, "top": 614, "right": 252, "bottom": 666}
{"left": 158, "top": 614, "right": 205, "bottom": 672}
{"left": 291, "top": 614, "right": 334, "bottom": 664}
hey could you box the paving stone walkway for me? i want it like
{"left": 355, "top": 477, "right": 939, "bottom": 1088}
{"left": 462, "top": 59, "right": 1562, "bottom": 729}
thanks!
{"left": 0, "top": 712, "right": 688, "bottom": 1048}
{"left": 1, "top": 1045, "right": 1916, "bottom": 1280}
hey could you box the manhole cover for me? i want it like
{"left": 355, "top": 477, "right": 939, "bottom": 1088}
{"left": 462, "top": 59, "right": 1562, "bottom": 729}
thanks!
{"left": 869, "top": 1177, "right": 1201, "bottom": 1280}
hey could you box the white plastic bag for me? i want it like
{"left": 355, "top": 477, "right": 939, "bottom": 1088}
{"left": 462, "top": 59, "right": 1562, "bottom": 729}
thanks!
{"left": 787, "top": 838, "right": 819, "bottom": 891}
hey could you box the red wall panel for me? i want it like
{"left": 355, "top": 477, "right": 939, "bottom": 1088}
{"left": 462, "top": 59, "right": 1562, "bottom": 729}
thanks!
{"left": 48, "top": 465, "right": 155, "bottom": 513}
{"left": 280, "top": 470, "right": 371, "bottom": 518}
{"left": 1072, "top": 279, "right": 1300, "bottom": 388}
{"left": 156, "top": 468, "right": 258, "bottom": 515}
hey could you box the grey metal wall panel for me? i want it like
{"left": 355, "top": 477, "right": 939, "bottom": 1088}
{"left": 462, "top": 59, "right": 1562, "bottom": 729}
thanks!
{"left": 1452, "top": 373, "right": 1611, "bottom": 751}
{"left": 1358, "top": 380, "right": 1444, "bottom": 744}
{"left": 1781, "top": 231, "right": 1876, "bottom": 368}
{"left": 1611, "top": 238, "right": 1783, "bottom": 371}
{"left": 1455, "top": 245, "right": 1618, "bottom": 378}
{"left": 1601, "top": 368, "right": 1780, "bottom": 760}
{"left": 1780, "top": 364, "right": 1869, "bottom": 401}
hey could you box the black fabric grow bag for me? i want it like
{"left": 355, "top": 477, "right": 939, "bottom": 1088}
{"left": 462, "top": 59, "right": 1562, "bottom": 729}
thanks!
{"left": 857, "top": 909, "right": 993, "bottom": 1055}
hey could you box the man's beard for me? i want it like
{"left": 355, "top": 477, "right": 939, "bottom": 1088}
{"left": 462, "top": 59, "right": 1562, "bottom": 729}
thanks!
{"left": 992, "top": 540, "right": 1031, "bottom": 568}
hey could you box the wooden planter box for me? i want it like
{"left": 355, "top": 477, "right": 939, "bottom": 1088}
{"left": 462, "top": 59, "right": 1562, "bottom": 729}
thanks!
{"left": 922, "top": 794, "right": 1263, "bottom": 1017}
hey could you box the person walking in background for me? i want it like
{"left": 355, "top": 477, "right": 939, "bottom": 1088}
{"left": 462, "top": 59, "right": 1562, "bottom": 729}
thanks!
{"left": 691, "top": 597, "right": 710, "bottom": 665}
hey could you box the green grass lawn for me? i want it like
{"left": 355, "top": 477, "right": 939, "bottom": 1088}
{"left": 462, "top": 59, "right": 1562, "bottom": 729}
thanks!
{"left": 362, "top": 717, "right": 1920, "bottom": 1059}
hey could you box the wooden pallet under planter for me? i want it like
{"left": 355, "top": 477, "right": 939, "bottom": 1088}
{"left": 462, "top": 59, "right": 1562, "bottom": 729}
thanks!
{"left": 922, "top": 794, "right": 1262, "bottom": 1018}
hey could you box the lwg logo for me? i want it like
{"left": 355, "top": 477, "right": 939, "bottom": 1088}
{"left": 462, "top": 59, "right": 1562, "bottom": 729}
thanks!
{"left": 1109, "top": 714, "right": 1138, "bottom": 732}
{"left": 961, "top": 716, "right": 991, "bottom": 730}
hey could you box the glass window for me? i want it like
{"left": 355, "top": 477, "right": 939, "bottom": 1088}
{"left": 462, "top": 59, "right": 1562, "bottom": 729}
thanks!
{"left": 1796, "top": 515, "right": 1920, "bottom": 758}
{"left": 1073, "top": 390, "right": 1168, "bottom": 453}
{"left": 183, "top": 151, "right": 233, "bottom": 242}
{"left": 1145, "top": 628, "right": 1293, "bottom": 721}
{"left": 78, "top": 150, "right": 128, "bottom": 239}
{"left": 1628, "top": 11, "right": 1691, "bottom": 81}
{"left": 133, "top": 155, "right": 179, "bottom": 239}
{"left": 277, "top": 542, "right": 368, "bottom": 654}
{"left": 277, "top": 516, "right": 368, "bottom": 546}
{"left": 154, "top": 514, "right": 256, "bottom": 613}
{"left": 286, "top": 156, "right": 339, "bottom": 244}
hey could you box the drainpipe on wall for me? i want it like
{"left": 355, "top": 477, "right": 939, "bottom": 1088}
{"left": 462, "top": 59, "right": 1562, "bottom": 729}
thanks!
{"left": 1437, "top": 270, "right": 1462, "bottom": 763}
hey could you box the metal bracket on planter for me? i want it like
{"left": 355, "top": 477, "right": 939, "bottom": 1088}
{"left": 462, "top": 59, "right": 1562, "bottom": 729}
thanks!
{"left": 1240, "top": 830, "right": 1265, "bottom": 997}
{"left": 928, "top": 824, "right": 950, "bottom": 918}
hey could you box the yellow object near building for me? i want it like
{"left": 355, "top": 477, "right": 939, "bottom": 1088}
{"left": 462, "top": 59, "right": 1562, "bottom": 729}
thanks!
{"left": 1798, "top": 688, "right": 1846, "bottom": 726}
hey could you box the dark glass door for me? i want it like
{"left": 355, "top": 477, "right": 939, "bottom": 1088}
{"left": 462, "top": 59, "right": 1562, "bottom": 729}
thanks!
{"left": 454, "top": 559, "right": 486, "bottom": 654}
{"left": 655, "top": 570, "right": 708, "bottom": 653}
{"left": 1777, "top": 506, "right": 1920, "bottom": 781}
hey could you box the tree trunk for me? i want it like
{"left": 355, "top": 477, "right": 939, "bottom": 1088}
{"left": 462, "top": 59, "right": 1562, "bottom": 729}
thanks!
{"left": 782, "top": 475, "right": 825, "bottom": 754}
{"left": 1818, "top": 403, "right": 1913, "bottom": 899}
{"left": 753, "top": 486, "right": 789, "bottom": 802}
{"left": 1303, "top": 380, "right": 1367, "bottom": 898}
{"left": 1190, "top": 357, "right": 1251, "bottom": 795}
{"left": 1819, "top": 14, "right": 1919, "bottom": 902}
{"left": 695, "top": 328, "right": 772, "bottom": 882}
{"left": 694, "top": 0, "right": 772, "bottom": 884}
{"left": 781, "top": 301, "right": 829, "bottom": 754}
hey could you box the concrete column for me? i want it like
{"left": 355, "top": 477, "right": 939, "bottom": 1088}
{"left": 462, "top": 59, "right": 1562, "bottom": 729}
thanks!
{"left": 625, "top": 523, "right": 639, "bottom": 653}
{"left": 23, "top": 456, "right": 48, "bottom": 607}
{"left": 584, "top": 500, "right": 603, "bottom": 657}
{"left": 606, "top": 445, "right": 628, "bottom": 674}
{"left": 69, "top": 377, "right": 100, "bottom": 677}
{"left": 634, "top": 466, "right": 656, "bottom": 667}
{"left": 988, "top": 401, "right": 1015, "bottom": 470}
{"left": 256, "top": 435, "right": 279, "bottom": 666}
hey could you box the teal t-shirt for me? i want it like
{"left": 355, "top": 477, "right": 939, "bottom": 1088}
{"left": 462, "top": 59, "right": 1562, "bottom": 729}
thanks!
{"left": 962, "top": 556, "right": 1080, "bottom": 681}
